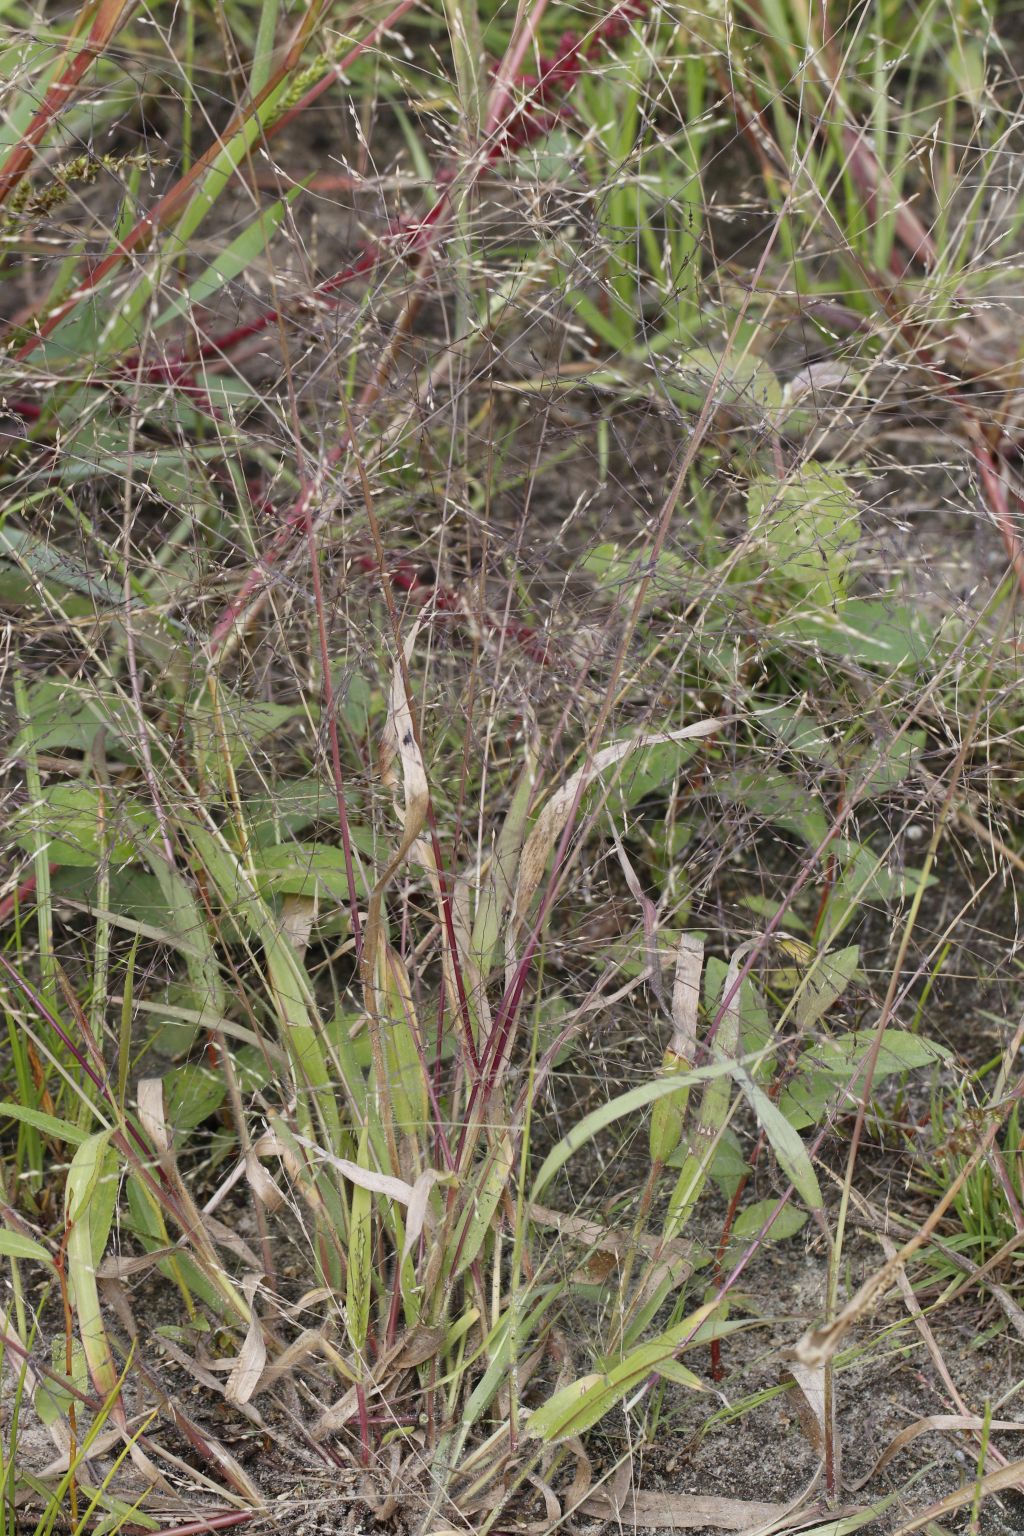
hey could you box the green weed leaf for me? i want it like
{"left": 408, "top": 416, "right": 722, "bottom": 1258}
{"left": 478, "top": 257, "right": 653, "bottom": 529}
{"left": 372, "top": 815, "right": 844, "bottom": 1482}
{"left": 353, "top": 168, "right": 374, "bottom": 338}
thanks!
{"left": 730, "top": 1067, "right": 822, "bottom": 1210}
{"left": 526, "top": 1303, "right": 713, "bottom": 1442}
{"left": 749, "top": 464, "right": 860, "bottom": 603}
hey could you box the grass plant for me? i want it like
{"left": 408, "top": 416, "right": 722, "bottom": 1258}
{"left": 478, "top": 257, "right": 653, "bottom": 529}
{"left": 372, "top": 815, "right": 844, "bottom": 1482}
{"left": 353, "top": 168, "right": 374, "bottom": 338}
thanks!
{"left": 2, "top": 0, "right": 1024, "bottom": 1531}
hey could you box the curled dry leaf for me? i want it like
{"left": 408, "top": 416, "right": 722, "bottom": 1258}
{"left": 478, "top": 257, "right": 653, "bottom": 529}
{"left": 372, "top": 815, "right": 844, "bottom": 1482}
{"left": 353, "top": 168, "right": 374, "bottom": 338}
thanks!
{"left": 364, "top": 623, "right": 432, "bottom": 1004}
{"left": 256, "top": 1327, "right": 345, "bottom": 1391}
{"left": 381, "top": 623, "right": 429, "bottom": 845}
{"left": 225, "top": 1274, "right": 266, "bottom": 1407}
{"left": 312, "top": 1322, "right": 447, "bottom": 1440}
{"left": 847, "top": 1414, "right": 1024, "bottom": 1495}
{"left": 244, "top": 1150, "right": 285, "bottom": 1212}
{"left": 138, "top": 1076, "right": 172, "bottom": 1154}
{"left": 290, "top": 1130, "right": 453, "bottom": 1213}
{"left": 512, "top": 720, "right": 722, "bottom": 932}
{"left": 889, "top": 1455, "right": 1024, "bottom": 1535}
{"left": 780, "top": 1360, "right": 826, "bottom": 1455}
{"left": 794, "top": 1228, "right": 927, "bottom": 1369}
{"left": 528, "top": 1201, "right": 695, "bottom": 1284}
{"left": 402, "top": 1168, "right": 445, "bottom": 1265}
{"left": 279, "top": 892, "right": 316, "bottom": 957}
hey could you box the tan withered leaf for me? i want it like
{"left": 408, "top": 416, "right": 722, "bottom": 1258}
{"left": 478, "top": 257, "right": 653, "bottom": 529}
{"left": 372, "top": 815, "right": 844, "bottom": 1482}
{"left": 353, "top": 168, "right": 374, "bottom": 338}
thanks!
{"left": 401, "top": 1168, "right": 446, "bottom": 1265}
{"left": 512, "top": 721, "right": 721, "bottom": 931}
{"left": 529, "top": 1202, "right": 695, "bottom": 1271}
{"left": 847, "top": 1414, "right": 1024, "bottom": 1494}
{"left": 380, "top": 621, "right": 429, "bottom": 851}
{"left": 312, "top": 1323, "right": 447, "bottom": 1440}
{"left": 578, "top": 1454, "right": 826, "bottom": 1531}
{"left": 579, "top": 1486, "right": 792, "bottom": 1530}
{"left": 279, "top": 893, "right": 316, "bottom": 958}
{"left": 290, "top": 1134, "right": 419, "bottom": 1204}
{"left": 889, "top": 1456, "right": 1024, "bottom": 1535}
{"left": 225, "top": 1274, "right": 266, "bottom": 1406}
{"left": 244, "top": 1149, "right": 285, "bottom": 1212}
{"left": 363, "top": 624, "right": 431, "bottom": 1002}
{"left": 391, "top": 1321, "right": 446, "bottom": 1368}
{"left": 138, "top": 1076, "right": 172, "bottom": 1154}
{"left": 671, "top": 933, "right": 704, "bottom": 1061}
{"left": 780, "top": 1357, "right": 836, "bottom": 1491}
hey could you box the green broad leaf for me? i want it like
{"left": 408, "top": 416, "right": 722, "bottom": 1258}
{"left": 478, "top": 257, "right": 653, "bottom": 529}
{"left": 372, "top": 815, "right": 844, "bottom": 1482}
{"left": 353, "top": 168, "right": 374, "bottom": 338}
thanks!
{"left": 730, "top": 1199, "right": 807, "bottom": 1243}
{"left": 659, "top": 345, "right": 784, "bottom": 420}
{"left": 125, "top": 1174, "right": 234, "bottom": 1317}
{"left": 12, "top": 782, "right": 150, "bottom": 867}
{"left": 749, "top": 702, "right": 840, "bottom": 768}
{"left": 515, "top": 125, "right": 577, "bottom": 182}
{"left": 162, "top": 1064, "right": 227, "bottom": 1131}
{"left": 252, "top": 840, "right": 373, "bottom": 901}
{"left": 704, "top": 956, "right": 771, "bottom": 1072}
{"left": 65, "top": 1131, "right": 121, "bottom": 1399}
{"left": 604, "top": 927, "right": 684, "bottom": 984}
{"left": 582, "top": 542, "right": 693, "bottom": 614}
{"left": 51, "top": 864, "right": 179, "bottom": 933}
{"left": 776, "top": 1070, "right": 839, "bottom": 1132}
{"left": 0, "top": 1102, "right": 90, "bottom": 1145}
{"left": 748, "top": 463, "right": 860, "bottom": 603}
{"left": 667, "top": 1125, "right": 747, "bottom": 1199}
{"left": 805, "top": 1028, "right": 948, "bottom": 1078}
{"left": 170, "top": 371, "right": 262, "bottom": 428}
{"left": 853, "top": 729, "right": 925, "bottom": 796}
{"left": 84, "top": 1495, "right": 161, "bottom": 1536}
{"left": 185, "top": 822, "right": 346, "bottom": 1151}
{"left": 35, "top": 1354, "right": 82, "bottom": 1426}
{"left": 346, "top": 1121, "right": 372, "bottom": 1356}
{"left": 65, "top": 1130, "right": 119, "bottom": 1269}
{"left": 154, "top": 187, "right": 304, "bottom": 330}
{"left": 740, "top": 893, "right": 808, "bottom": 931}
{"left": 824, "top": 846, "right": 935, "bottom": 939}
{"left": 611, "top": 739, "right": 703, "bottom": 808}
{"left": 0, "top": 1230, "right": 55, "bottom": 1266}
{"left": 0, "top": 526, "right": 126, "bottom": 607}
{"left": 38, "top": 281, "right": 118, "bottom": 369}
{"left": 782, "top": 598, "right": 934, "bottom": 670}
{"left": 526, "top": 1303, "right": 713, "bottom": 1443}
{"left": 778, "top": 1029, "right": 948, "bottom": 1131}
{"left": 730, "top": 1068, "right": 822, "bottom": 1210}
{"left": 244, "top": 779, "right": 338, "bottom": 845}
{"left": 337, "top": 671, "right": 382, "bottom": 733}
{"left": 448, "top": 1138, "right": 514, "bottom": 1280}
{"left": 463, "top": 1287, "right": 565, "bottom": 1430}
{"left": 722, "top": 769, "right": 829, "bottom": 848}
{"left": 794, "top": 946, "right": 861, "bottom": 1030}
{"left": 233, "top": 1043, "right": 276, "bottom": 1094}
{"left": 190, "top": 687, "right": 305, "bottom": 784}
{"left": 709, "top": 1129, "right": 750, "bottom": 1195}
{"left": 57, "top": 435, "right": 223, "bottom": 492}
{"left": 15, "top": 676, "right": 127, "bottom": 753}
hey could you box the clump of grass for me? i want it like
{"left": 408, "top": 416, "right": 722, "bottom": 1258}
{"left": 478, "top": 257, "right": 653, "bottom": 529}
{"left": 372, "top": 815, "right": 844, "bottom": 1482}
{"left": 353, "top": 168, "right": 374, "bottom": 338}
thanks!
{"left": 2, "top": 0, "right": 1024, "bottom": 1531}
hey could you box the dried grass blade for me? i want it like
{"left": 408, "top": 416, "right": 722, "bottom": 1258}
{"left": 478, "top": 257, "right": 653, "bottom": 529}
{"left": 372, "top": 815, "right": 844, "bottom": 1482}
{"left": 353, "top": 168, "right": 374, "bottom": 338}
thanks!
{"left": 513, "top": 720, "right": 721, "bottom": 932}
{"left": 363, "top": 626, "right": 430, "bottom": 1003}
{"left": 224, "top": 1276, "right": 267, "bottom": 1407}
{"left": 578, "top": 1486, "right": 794, "bottom": 1530}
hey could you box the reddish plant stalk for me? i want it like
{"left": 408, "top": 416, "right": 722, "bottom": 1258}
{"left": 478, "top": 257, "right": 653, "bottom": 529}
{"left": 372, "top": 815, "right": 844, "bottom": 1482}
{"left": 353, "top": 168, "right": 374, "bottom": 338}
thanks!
{"left": 10, "top": 0, "right": 422, "bottom": 362}
{"left": 206, "top": 0, "right": 650, "bottom": 652}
